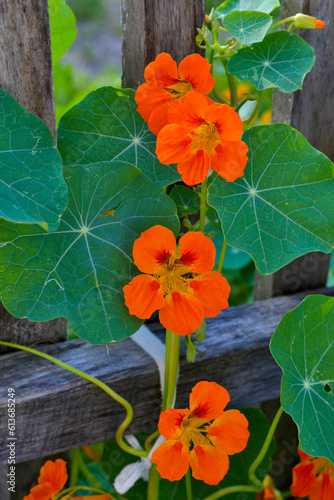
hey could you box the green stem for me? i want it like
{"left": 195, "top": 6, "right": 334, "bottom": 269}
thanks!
{"left": 0, "top": 340, "right": 147, "bottom": 458}
{"left": 147, "top": 463, "right": 160, "bottom": 500}
{"left": 217, "top": 237, "right": 227, "bottom": 274}
{"left": 144, "top": 429, "right": 160, "bottom": 451}
{"left": 272, "top": 16, "right": 295, "bottom": 29}
{"left": 203, "top": 485, "right": 260, "bottom": 500}
{"left": 235, "top": 96, "right": 250, "bottom": 113}
{"left": 69, "top": 449, "right": 80, "bottom": 488}
{"left": 221, "top": 58, "right": 238, "bottom": 108}
{"left": 54, "top": 485, "right": 110, "bottom": 500}
{"left": 248, "top": 405, "right": 284, "bottom": 487}
{"left": 243, "top": 91, "right": 264, "bottom": 129}
{"left": 78, "top": 452, "right": 104, "bottom": 490}
{"left": 186, "top": 469, "right": 194, "bottom": 500}
{"left": 199, "top": 178, "right": 208, "bottom": 234}
{"left": 163, "top": 330, "right": 180, "bottom": 410}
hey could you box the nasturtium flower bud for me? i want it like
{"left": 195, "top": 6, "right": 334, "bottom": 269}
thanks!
{"left": 294, "top": 13, "right": 325, "bottom": 29}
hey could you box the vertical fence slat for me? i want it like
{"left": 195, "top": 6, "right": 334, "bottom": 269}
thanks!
{"left": 0, "top": 0, "right": 66, "bottom": 348}
{"left": 254, "top": 0, "right": 333, "bottom": 300}
{"left": 121, "top": 0, "right": 205, "bottom": 89}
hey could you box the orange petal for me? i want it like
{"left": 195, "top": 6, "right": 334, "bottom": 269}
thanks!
{"left": 38, "top": 459, "right": 67, "bottom": 493}
{"left": 155, "top": 124, "right": 191, "bottom": 164}
{"left": 178, "top": 54, "right": 215, "bottom": 95}
{"left": 205, "top": 103, "right": 244, "bottom": 141}
{"left": 136, "top": 83, "right": 170, "bottom": 121}
{"left": 23, "top": 482, "right": 54, "bottom": 500}
{"left": 210, "top": 140, "right": 248, "bottom": 182}
{"left": 313, "top": 473, "right": 334, "bottom": 500}
{"left": 189, "top": 272, "right": 230, "bottom": 317}
{"left": 189, "top": 444, "right": 229, "bottom": 485}
{"left": 291, "top": 461, "right": 316, "bottom": 497}
{"left": 158, "top": 408, "right": 191, "bottom": 439}
{"left": 298, "top": 446, "right": 313, "bottom": 462}
{"left": 123, "top": 274, "right": 164, "bottom": 318}
{"left": 178, "top": 232, "right": 216, "bottom": 273}
{"left": 159, "top": 291, "right": 203, "bottom": 336}
{"left": 209, "top": 409, "right": 250, "bottom": 455}
{"left": 144, "top": 60, "right": 156, "bottom": 83}
{"left": 153, "top": 52, "right": 179, "bottom": 87}
{"left": 151, "top": 440, "right": 189, "bottom": 481}
{"left": 132, "top": 225, "right": 176, "bottom": 274}
{"left": 177, "top": 150, "right": 211, "bottom": 186}
{"left": 168, "top": 91, "right": 208, "bottom": 129}
{"left": 148, "top": 105, "right": 171, "bottom": 135}
{"left": 189, "top": 381, "right": 230, "bottom": 419}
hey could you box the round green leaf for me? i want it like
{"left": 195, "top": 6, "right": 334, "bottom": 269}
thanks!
{"left": 223, "top": 11, "right": 273, "bottom": 45}
{"left": 208, "top": 124, "right": 334, "bottom": 275}
{"left": 0, "top": 88, "right": 67, "bottom": 231}
{"left": 227, "top": 32, "right": 315, "bottom": 93}
{"left": 169, "top": 185, "right": 200, "bottom": 218}
{"left": 0, "top": 161, "right": 179, "bottom": 344}
{"left": 57, "top": 87, "right": 181, "bottom": 188}
{"left": 270, "top": 295, "right": 334, "bottom": 463}
{"left": 48, "top": 0, "right": 77, "bottom": 66}
{"left": 217, "top": 0, "right": 279, "bottom": 16}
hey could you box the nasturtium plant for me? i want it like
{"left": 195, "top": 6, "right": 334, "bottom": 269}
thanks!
{"left": 57, "top": 86, "right": 181, "bottom": 189}
{"left": 48, "top": 0, "right": 77, "bottom": 66}
{"left": 227, "top": 32, "right": 315, "bottom": 92}
{"left": 0, "top": 88, "right": 67, "bottom": 231}
{"left": 270, "top": 295, "right": 334, "bottom": 464}
{"left": 208, "top": 123, "right": 334, "bottom": 275}
{"left": 223, "top": 11, "right": 273, "bottom": 45}
{"left": 0, "top": 161, "right": 179, "bottom": 343}
{"left": 217, "top": 0, "right": 280, "bottom": 16}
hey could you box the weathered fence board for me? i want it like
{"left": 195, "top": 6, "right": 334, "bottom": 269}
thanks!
{"left": 121, "top": 0, "right": 205, "bottom": 88}
{"left": 0, "top": 287, "right": 333, "bottom": 466}
{"left": 0, "top": 0, "right": 66, "bottom": 355}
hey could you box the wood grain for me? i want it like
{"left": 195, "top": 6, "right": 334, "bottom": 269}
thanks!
{"left": 0, "top": 287, "right": 332, "bottom": 465}
{"left": 254, "top": 0, "right": 333, "bottom": 300}
{"left": 121, "top": 0, "right": 205, "bottom": 89}
{"left": 0, "top": 0, "right": 66, "bottom": 351}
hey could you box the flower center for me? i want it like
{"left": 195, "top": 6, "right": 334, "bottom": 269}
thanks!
{"left": 165, "top": 80, "right": 194, "bottom": 100}
{"left": 191, "top": 122, "right": 220, "bottom": 154}
{"left": 179, "top": 414, "right": 211, "bottom": 448}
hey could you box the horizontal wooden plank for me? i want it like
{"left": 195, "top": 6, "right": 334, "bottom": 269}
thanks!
{"left": 0, "top": 287, "right": 333, "bottom": 465}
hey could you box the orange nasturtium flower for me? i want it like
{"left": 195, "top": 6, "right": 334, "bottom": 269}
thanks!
{"left": 123, "top": 225, "right": 230, "bottom": 336}
{"left": 135, "top": 52, "right": 214, "bottom": 135}
{"left": 155, "top": 91, "right": 248, "bottom": 186}
{"left": 291, "top": 448, "right": 334, "bottom": 500}
{"left": 23, "top": 459, "right": 68, "bottom": 500}
{"left": 151, "top": 381, "right": 250, "bottom": 485}
{"left": 23, "top": 459, "right": 111, "bottom": 500}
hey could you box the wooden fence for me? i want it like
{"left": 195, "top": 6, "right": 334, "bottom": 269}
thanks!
{"left": 0, "top": 0, "right": 333, "bottom": 497}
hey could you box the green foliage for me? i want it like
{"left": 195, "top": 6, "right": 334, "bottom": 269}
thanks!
{"left": 0, "top": 88, "right": 67, "bottom": 231}
{"left": 169, "top": 186, "right": 200, "bottom": 218}
{"left": 270, "top": 295, "right": 334, "bottom": 464}
{"left": 223, "top": 11, "right": 273, "bottom": 44}
{"left": 208, "top": 124, "right": 334, "bottom": 275}
{"left": 57, "top": 87, "right": 180, "bottom": 188}
{"left": 217, "top": 0, "right": 280, "bottom": 16}
{"left": 48, "top": 0, "right": 77, "bottom": 66}
{"left": 53, "top": 64, "right": 121, "bottom": 124}
{"left": 228, "top": 32, "right": 315, "bottom": 93}
{"left": 0, "top": 160, "right": 179, "bottom": 344}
